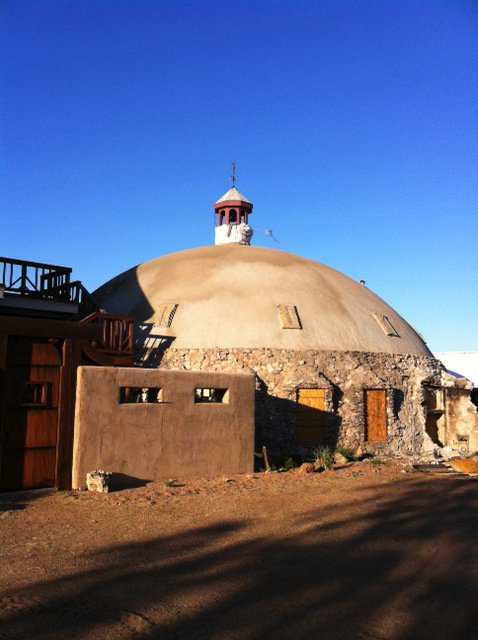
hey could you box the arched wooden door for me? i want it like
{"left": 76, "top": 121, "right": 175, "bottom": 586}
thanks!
{"left": 1, "top": 337, "right": 61, "bottom": 490}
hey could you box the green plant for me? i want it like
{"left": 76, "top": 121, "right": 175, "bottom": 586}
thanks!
{"left": 283, "top": 457, "right": 297, "bottom": 471}
{"left": 371, "top": 458, "right": 385, "bottom": 466}
{"left": 336, "top": 446, "right": 355, "bottom": 461}
{"left": 313, "top": 446, "right": 335, "bottom": 470}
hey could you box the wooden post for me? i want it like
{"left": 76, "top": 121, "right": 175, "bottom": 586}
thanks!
{"left": 56, "top": 338, "right": 79, "bottom": 490}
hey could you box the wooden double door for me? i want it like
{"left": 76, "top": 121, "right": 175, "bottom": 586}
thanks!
{"left": 0, "top": 337, "right": 62, "bottom": 490}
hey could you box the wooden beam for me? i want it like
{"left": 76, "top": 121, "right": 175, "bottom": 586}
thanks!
{"left": 56, "top": 338, "right": 78, "bottom": 490}
{"left": 0, "top": 315, "right": 98, "bottom": 340}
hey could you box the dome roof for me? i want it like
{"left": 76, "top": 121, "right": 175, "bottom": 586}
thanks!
{"left": 93, "top": 244, "right": 431, "bottom": 356}
{"left": 215, "top": 187, "right": 252, "bottom": 205}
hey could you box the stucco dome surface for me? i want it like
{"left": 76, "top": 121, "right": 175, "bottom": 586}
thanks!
{"left": 93, "top": 244, "right": 431, "bottom": 356}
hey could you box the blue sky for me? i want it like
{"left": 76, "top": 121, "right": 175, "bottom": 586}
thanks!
{"left": 1, "top": 1, "right": 477, "bottom": 352}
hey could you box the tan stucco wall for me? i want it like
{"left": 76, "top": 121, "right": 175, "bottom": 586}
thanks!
{"left": 72, "top": 367, "right": 255, "bottom": 489}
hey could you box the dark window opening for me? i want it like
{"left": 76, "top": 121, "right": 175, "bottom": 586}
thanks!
{"left": 195, "top": 388, "right": 229, "bottom": 404}
{"left": 471, "top": 388, "right": 478, "bottom": 409}
{"left": 19, "top": 382, "right": 50, "bottom": 407}
{"left": 229, "top": 209, "right": 237, "bottom": 224}
{"left": 119, "top": 387, "right": 163, "bottom": 404}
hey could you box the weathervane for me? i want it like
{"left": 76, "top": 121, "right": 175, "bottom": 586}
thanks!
{"left": 230, "top": 161, "right": 237, "bottom": 187}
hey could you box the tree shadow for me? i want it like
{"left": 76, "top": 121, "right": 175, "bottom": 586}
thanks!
{"left": 2, "top": 475, "right": 478, "bottom": 639}
{"left": 0, "top": 487, "right": 53, "bottom": 512}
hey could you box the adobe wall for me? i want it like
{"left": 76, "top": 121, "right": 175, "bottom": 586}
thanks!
{"left": 158, "top": 348, "right": 444, "bottom": 459}
{"left": 442, "top": 374, "right": 478, "bottom": 454}
{"left": 72, "top": 366, "right": 255, "bottom": 489}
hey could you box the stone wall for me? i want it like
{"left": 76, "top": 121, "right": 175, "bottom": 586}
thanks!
{"left": 155, "top": 348, "right": 444, "bottom": 460}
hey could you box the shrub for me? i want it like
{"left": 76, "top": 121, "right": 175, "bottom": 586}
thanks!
{"left": 313, "top": 446, "right": 335, "bottom": 471}
{"left": 336, "top": 446, "right": 355, "bottom": 461}
{"left": 283, "top": 457, "right": 297, "bottom": 471}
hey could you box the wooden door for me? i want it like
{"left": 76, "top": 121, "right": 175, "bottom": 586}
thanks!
{"left": 296, "top": 388, "right": 328, "bottom": 446}
{"left": 365, "top": 389, "right": 387, "bottom": 442}
{"left": 1, "top": 337, "right": 61, "bottom": 490}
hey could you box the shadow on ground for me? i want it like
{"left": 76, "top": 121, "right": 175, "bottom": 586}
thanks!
{"left": 1, "top": 476, "right": 478, "bottom": 639}
{"left": 0, "top": 487, "right": 53, "bottom": 512}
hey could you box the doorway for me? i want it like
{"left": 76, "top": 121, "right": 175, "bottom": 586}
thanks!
{"left": 364, "top": 389, "right": 387, "bottom": 443}
{"left": 0, "top": 337, "right": 62, "bottom": 490}
{"left": 296, "top": 388, "right": 328, "bottom": 446}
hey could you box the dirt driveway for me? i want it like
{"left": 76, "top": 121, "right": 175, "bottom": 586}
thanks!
{"left": 1, "top": 460, "right": 478, "bottom": 640}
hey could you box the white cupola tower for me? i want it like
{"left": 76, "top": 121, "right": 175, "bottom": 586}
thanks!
{"left": 214, "top": 166, "right": 253, "bottom": 246}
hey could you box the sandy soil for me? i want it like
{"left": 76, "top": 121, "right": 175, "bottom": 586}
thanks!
{"left": 1, "top": 459, "right": 478, "bottom": 640}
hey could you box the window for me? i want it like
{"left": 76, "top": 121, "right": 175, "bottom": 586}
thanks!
{"left": 155, "top": 303, "right": 178, "bottom": 328}
{"left": 372, "top": 313, "right": 400, "bottom": 338}
{"left": 19, "top": 382, "right": 50, "bottom": 407}
{"left": 229, "top": 209, "right": 237, "bottom": 224}
{"left": 277, "top": 304, "right": 302, "bottom": 329}
{"left": 119, "top": 387, "right": 163, "bottom": 404}
{"left": 194, "top": 388, "right": 229, "bottom": 404}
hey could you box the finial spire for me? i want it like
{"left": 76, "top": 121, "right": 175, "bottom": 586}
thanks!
{"left": 230, "top": 161, "right": 237, "bottom": 187}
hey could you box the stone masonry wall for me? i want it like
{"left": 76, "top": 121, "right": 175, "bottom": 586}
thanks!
{"left": 155, "top": 348, "right": 444, "bottom": 461}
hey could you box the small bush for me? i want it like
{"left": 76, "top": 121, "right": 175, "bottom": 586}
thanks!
{"left": 336, "top": 446, "right": 355, "bottom": 461}
{"left": 283, "top": 457, "right": 297, "bottom": 471}
{"left": 371, "top": 458, "right": 385, "bottom": 466}
{"left": 313, "top": 446, "right": 335, "bottom": 471}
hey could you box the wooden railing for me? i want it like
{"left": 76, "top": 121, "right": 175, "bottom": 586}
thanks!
{"left": 0, "top": 257, "right": 98, "bottom": 315}
{"left": 39, "top": 280, "right": 98, "bottom": 315}
{"left": 80, "top": 312, "right": 134, "bottom": 356}
{"left": 0, "top": 257, "right": 72, "bottom": 296}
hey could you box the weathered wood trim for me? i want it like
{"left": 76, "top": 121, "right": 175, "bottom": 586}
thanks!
{"left": 0, "top": 337, "right": 7, "bottom": 487}
{"left": 56, "top": 339, "right": 78, "bottom": 489}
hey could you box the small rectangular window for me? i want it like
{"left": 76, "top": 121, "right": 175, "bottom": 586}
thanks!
{"left": 372, "top": 313, "right": 400, "bottom": 338}
{"left": 119, "top": 387, "right": 163, "bottom": 404}
{"left": 277, "top": 304, "right": 302, "bottom": 329}
{"left": 155, "top": 303, "right": 178, "bottom": 328}
{"left": 194, "top": 388, "right": 229, "bottom": 404}
{"left": 20, "top": 382, "right": 50, "bottom": 407}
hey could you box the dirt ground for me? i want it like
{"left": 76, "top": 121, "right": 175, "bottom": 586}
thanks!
{"left": 1, "top": 459, "right": 478, "bottom": 640}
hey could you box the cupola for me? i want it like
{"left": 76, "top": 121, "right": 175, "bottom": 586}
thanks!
{"left": 214, "top": 180, "right": 253, "bottom": 246}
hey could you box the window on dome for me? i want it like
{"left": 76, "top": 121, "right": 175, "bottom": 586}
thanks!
{"left": 155, "top": 303, "right": 178, "bottom": 328}
{"left": 372, "top": 313, "right": 400, "bottom": 338}
{"left": 277, "top": 304, "right": 302, "bottom": 329}
{"left": 229, "top": 209, "right": 237, "bottom": 224}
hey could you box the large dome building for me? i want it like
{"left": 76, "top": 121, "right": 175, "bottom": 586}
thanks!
{"left": 94, "top": 185, "right": 477, "bottom": 460}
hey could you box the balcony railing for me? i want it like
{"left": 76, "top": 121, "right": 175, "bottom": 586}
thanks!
{"left": 0, "top": 257, "right": 71, "bottom": 295}
{"left": 80, "top": 312, "right": 134, "bottom": 356}
{"left": 0, "top": 256, "right": 98, "bottom": 316}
